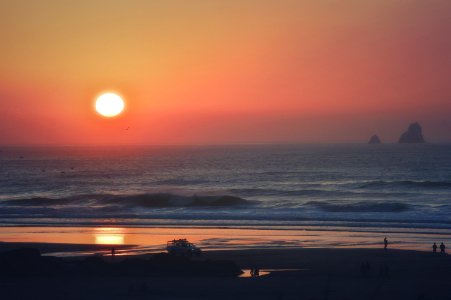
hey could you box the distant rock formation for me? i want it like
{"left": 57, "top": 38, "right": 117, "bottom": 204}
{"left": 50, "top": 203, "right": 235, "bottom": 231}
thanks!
{"left": 398, "top": 122, "right": 425, "bottom": 143}
{"left": 368, "top": 134, "right": 381, "bottom": 144}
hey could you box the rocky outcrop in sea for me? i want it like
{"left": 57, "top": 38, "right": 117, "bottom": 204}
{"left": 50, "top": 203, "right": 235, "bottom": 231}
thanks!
{"left": 399, "top": 122, "right": 425, "bottom": 143}
{"left": 368, "top": 135, "right": 381, "bottom": 144}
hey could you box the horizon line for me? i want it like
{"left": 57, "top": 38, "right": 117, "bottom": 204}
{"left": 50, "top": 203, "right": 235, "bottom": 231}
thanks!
{"left": 1, "top": 141, "right": 450, "bottom": 148}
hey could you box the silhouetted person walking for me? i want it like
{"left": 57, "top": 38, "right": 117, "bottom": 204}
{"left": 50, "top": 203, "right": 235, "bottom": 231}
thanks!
{"left": 111, "top": 247, "right": 116, "bottom": 259}
{"left": 440, "top": 242, "right": 446, "bottom": 254}
{"left": 384, "top": 237, "right": 388, "bottom": 250}
{"left": 433, "top": 243, "right": 437, "bottom": 253}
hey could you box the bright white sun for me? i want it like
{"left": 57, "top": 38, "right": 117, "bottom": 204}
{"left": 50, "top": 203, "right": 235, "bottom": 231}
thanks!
{"left": 95, "top": 92, "right": 125, "bottom": 117}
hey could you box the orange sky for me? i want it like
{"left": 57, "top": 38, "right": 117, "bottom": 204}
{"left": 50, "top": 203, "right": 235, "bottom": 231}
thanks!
{"left": 1, "top": 0, "right": 450, "bottom": 145}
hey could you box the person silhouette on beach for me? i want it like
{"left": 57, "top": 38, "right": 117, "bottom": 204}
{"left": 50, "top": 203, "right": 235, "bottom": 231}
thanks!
{"left": 111, "top": 247, "right": 116, "bottom": 258}
{"left": 440, "top": 242, "right": 446, "bottom": 254}
{"left": 250, "top": 266, "right": 260, "bottom": 277}
{"left": 384, "top": 237, "right": 388, "bottom": 250}
{"left": 433, "top": 243, "right": 437, "bottom": 253}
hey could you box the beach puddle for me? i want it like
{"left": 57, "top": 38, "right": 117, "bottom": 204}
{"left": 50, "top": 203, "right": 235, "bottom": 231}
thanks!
{"left": 239, "top": 268, "right": 306, "bottom": 277}
{"left": 239, "top": 269, "right": 271, "bottom": 277}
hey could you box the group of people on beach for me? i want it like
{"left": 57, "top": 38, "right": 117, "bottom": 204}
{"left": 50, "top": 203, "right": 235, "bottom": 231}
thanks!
{"left": 250, "top": 267, "right": 260, "bottom": 277}
{"left": 384, "top": 237, "right": 447, "bottom": 254}
{"left": 360, "top": 261, "right": 390, "bottom": 278}
{"left": 432, "top": 242, "right": 446, "bottom": 254}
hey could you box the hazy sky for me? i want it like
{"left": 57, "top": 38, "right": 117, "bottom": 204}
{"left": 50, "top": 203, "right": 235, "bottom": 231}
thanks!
{"left": 1, "top": 0, "right": 450, "bottom": 145}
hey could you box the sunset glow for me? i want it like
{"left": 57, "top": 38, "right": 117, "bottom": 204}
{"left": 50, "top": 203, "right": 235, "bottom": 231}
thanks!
{"left": 2, "top": 2, "right": 451, "bottom": 299}
{"left": 1, "top": 1, "right": 451, "bottom": 145}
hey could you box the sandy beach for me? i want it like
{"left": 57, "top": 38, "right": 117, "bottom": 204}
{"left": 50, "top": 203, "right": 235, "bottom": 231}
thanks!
{"left": 1, "top": 241, "right": 451, "bottom": 300}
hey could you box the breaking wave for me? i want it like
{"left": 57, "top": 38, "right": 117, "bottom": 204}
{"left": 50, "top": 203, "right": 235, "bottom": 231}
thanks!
{"left": 1, "top": 193, "right": 253, "bottom": 208}
{"left": 305, "top": 201, "right": 410, "bottom": 213}
{"left": 358, "top": 180, "right": 451, "bottom": 189}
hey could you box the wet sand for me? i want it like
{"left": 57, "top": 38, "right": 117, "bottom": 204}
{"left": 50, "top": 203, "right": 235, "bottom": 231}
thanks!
{"left": 1, "top": 242, "right": 451, "bottom": 299}
{"left": 1, "top": 225, "right": 449, "bottom": 256}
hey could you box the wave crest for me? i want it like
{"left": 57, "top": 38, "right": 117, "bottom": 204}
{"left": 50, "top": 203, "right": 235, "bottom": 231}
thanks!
{"left": 305, "top": 201, "right": 409, "bottom": 213}
{"left": 359, "top": 180, "right": 451, "bottom": 189}
{"left": 2, "top": 193, "right": 252, "bottom": 208}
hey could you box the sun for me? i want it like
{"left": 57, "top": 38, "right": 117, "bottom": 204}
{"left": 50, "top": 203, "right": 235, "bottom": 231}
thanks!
{"left": 95, "top": 92, "right": 125, "bottom": 117}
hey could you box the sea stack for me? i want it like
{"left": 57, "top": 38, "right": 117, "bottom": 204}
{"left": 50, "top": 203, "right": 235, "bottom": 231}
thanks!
{"left": 398, "top": 122, "right": 425, "bottom": 143}
{"left": 368, "top": 134, "right": 381, "bottom": 144}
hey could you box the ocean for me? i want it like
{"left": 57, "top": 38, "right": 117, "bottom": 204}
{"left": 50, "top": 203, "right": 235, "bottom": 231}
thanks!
{"left": 1, "top": 144, "right": 451, "bottom": 251}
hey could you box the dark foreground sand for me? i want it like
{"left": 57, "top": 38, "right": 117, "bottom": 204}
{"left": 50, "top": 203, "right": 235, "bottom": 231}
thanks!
{"left": 1, "top": 243, "right": 451, "bottom": 300}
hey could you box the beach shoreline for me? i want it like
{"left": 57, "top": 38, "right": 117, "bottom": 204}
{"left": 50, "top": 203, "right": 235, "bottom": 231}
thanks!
{"left": 1, "top": 225, "right": 447, "bottom": 257}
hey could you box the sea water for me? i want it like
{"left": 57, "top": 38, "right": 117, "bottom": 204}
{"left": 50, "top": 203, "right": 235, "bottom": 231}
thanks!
{"left": 1, "top": 144, "right": 451, "bottom": 250}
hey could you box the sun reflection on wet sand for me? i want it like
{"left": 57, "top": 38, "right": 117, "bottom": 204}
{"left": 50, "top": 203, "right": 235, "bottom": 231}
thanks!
{"left": 94, "top": 228, "right": 125, "bottom": 245}
{"left": 239, "top": 269, "right": 270, "bottom": 277}
{"left": 1, "top": 226, "right": 449, "bottom": 257}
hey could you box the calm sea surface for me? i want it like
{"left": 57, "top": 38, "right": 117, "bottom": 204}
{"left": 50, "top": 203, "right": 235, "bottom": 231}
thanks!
{"left": 1, "top": 144, "right": 451, "bottom": 251}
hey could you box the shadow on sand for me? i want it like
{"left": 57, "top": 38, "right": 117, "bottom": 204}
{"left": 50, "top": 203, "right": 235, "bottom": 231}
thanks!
{"left": 0, "top": 247, "right": 242, "bottom": 278}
